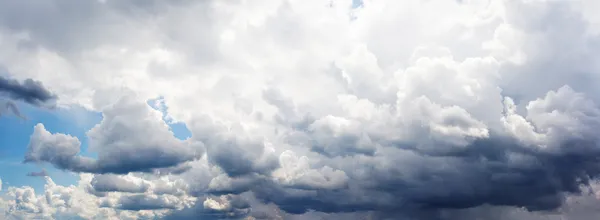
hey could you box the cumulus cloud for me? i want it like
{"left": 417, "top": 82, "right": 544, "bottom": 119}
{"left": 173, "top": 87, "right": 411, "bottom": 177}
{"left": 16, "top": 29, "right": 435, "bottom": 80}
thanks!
{"left": 113, "top": 194, "right": 193, "bottom": 211}
{"left": 23, "top": 95, "right": 202, "bottom": 174}
{"left": 85, "top": 94, "right": 202, "bottom": 174}
{"left": 0, "top": 174, "right": 195, "bottom": 219}
{"left": 24, "top": 123, "right": 93, "bottom": 171}
{"left": 272, "top": 150, "right": 348, "bottom": 190}
{"left": 162, "top": 194, "right": 252, "bottom": 220}
{"left": 2, "top": 0, "right": 600, "bottom": 219}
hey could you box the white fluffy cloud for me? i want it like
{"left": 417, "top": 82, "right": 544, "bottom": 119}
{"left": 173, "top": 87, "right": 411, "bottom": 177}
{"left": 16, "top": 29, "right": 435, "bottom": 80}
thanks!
{"left": 24, "top": 94, "right": 202, "bottom": 174}
{"left": 2, "top": 0, "right": 600, "bottom": 219}
{"left": 0, "top": 175, "right": 194, "bottom": 220}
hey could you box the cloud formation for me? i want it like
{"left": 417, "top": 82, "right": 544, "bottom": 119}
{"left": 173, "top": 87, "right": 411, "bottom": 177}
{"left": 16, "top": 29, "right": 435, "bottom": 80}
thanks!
{"left": 91, "top": 174, "right": 149, "bottom": 194}
{"left": 0, "top": 175, "right": 195, "bottom": 219}
{"left": 0, "top": 76, "right": 56, "bottom": 119}
{"left": 23, "top": 95, "right": 202, "bottom": 174}
{"left": 0, "top": 76, "right": 56, "bottom": 107}
{"left": 2, "top": 0, "right": 600, "bottom": 219}
{"left": 0, "top": 100, "right": 24, "bottom": 119}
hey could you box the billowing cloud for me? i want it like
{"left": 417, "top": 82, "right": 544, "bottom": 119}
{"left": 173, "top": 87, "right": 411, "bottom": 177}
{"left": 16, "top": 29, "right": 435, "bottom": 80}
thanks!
{"left": 24, "top": 123, "right": 93, "bottom": 171}
{"left": 85, "top": 94, "right": 203, "bottom": 174}
{"left": 113, "top": 194, "right": 193, "bottom": 211}
{"left": 23, "top": 95, "right": 202, "bottom": 174}
{"left": 163, "top": 194, "right": 252, "bottom": 220}
{"left": 0, "top": 175, "right": 194, "bottom": 219}
{"left": 2, "top": 0, "right": 600, "bottom": 219}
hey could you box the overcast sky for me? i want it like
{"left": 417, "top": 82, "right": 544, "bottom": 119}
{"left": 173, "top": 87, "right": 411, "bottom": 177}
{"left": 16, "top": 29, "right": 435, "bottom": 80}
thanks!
{"left": 2, "top": 0, "right": 600, "bottom": 219}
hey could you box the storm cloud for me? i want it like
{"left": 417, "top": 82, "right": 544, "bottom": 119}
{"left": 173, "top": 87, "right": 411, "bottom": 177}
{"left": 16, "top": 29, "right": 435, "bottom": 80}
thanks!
{"left": 2, "top": 0, "right": 600, "bottom": 219}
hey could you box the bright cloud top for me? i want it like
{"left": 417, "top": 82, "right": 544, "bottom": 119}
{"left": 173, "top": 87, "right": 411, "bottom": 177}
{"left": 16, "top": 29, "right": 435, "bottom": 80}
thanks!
{"left": 2, "top": 0, "right": 600, "bottom": 219}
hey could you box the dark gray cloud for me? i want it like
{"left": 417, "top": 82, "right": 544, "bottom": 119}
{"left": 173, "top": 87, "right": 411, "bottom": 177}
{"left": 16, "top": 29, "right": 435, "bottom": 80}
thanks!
{"left": 206, "top": 138, "right": 279, "bottom": 178}
{"left": 0, "top": 76, "right": 56, "bottom": 119}
{"left": 206, "top": 126, "right": 597, "bottom": 220}
{"left": 0, "top": 76, "right": 56, "bottom": 107}
{"left": 152, "top": 162, "right": 193, "bottom": 176}
{"left": 167, "top": 85, "right": 600, "bottom": 220}
{"left": 242, "top": 136, "right": 599, "bottom": 216}
{"left": 194, "top": 103, "right": 280, "bottom": 178}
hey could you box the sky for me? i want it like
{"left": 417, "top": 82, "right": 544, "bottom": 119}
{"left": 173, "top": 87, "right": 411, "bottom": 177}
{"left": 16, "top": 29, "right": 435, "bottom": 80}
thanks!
{"left": 2, "top": 0, "right": 600, "bottom": 219}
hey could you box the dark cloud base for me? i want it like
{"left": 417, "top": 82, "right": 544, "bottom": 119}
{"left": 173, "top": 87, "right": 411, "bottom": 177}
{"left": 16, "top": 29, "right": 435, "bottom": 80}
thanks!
{"left": 0, "top": 76, "right": 56, "bottom": 107}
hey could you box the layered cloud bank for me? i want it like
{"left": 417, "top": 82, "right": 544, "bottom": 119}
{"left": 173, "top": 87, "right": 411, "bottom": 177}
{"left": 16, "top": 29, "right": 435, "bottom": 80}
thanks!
{"left": 2, "top": 0, "right": 600, "bottom": 219}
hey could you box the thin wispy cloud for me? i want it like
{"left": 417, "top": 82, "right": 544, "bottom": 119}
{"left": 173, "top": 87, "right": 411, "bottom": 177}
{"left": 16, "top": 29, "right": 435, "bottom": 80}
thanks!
{"left": 26, "top": 169, "right": 48, "bottom": 177}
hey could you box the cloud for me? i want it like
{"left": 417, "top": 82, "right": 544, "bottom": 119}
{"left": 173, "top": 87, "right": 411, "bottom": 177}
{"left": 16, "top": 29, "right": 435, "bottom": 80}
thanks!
{"left": 113, "top": 194, "right": 192, "bottom": 211}
{"left": 0, "top": 76, "right": 56, "bottom": 119}
{"left": 23, "top": 95, "right": 202, "bottom": 174}
{"left": 0, "top": 100, "right": 25, "bottom": 119}
{"left": 2, "top": 0, "right": 600, "bottom": 219}
{"left": 163, "top": 194, "right": 252, "bottom": 220}
{"left": 272, "top": 150, "right": 349, "bottom": 190}
{"left": 24, "top": 123, "right": 93, "bottom": 171}
{"left": 91, "top": 174, "right": 149, "bottom": 194}
{"left": 0, "top": 76, "right": 56, "bottom": 107}
{"left": 0, "top": 174, "right": 195, "bottom": 219}
{"left": 26, "top": 169, "right": 48, "bottom": 177}
{"left": 85, "top": 94, "right": 202, "bottom": 174}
